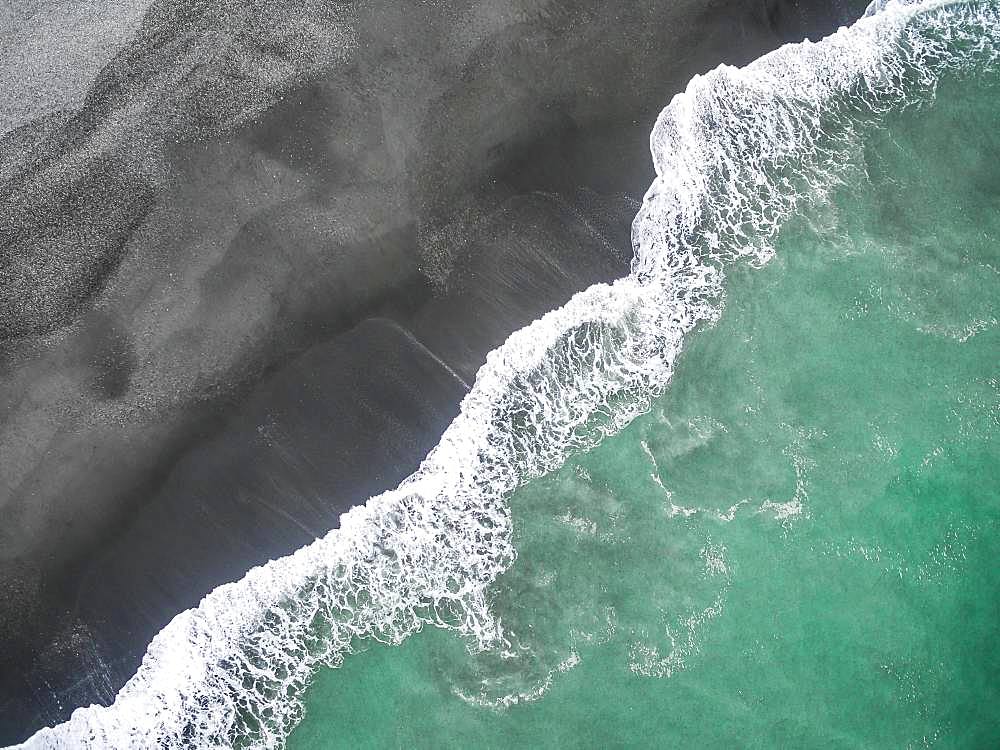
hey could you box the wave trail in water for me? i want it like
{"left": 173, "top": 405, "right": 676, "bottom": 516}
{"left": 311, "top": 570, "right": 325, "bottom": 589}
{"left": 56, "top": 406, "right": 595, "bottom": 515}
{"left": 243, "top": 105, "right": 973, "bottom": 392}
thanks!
{"left": 16, "top": 2, "right": 1000, "bottom": 747}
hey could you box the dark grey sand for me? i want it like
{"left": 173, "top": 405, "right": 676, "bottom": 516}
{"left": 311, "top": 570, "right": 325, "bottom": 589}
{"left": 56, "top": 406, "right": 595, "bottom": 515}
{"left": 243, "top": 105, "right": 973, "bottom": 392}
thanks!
{"left": 0, "top": 0, "right": 859, "bottom": 741}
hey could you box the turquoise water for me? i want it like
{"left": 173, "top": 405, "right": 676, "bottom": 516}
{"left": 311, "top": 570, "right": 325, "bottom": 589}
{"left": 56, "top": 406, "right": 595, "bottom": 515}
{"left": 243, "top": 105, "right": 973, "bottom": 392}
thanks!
{"left": 18, "top": 3, "right": 1000, "bottom": 748}
{"left": 288, "top": 49, "right": 1000, "bottom": 750}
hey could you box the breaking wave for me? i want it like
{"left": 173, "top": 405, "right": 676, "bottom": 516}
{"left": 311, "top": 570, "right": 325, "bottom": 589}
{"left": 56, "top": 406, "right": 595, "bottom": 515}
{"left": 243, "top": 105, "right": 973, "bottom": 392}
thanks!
{"left": 16, "top": 1, "right": 999, "bottom": 747}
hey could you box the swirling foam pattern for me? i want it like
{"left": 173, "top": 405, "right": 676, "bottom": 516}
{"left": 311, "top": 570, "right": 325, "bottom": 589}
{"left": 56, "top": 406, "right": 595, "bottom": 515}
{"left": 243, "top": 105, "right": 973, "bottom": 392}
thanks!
{"left": 16, "top": 1, "right": 999, "bottom": 747}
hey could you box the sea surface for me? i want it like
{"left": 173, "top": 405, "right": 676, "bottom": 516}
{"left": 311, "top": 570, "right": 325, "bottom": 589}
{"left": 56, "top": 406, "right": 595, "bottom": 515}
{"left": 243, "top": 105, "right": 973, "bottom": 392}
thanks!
{"left": 290, "top": 38, "right": 1000, "bottom": 747}
{"left": 16, "top": 1, "right": 999, "bottom": 748}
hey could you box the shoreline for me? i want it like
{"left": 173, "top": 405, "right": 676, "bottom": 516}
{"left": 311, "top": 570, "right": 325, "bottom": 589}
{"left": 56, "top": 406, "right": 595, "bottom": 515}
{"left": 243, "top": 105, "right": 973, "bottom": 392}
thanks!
{"left": 0, "top": 1, "right": 860, "bottom": 743}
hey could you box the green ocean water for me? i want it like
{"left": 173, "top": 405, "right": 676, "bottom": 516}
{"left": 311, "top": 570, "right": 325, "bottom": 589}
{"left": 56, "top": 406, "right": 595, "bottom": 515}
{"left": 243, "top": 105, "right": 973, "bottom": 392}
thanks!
{"left": 288, "top": 61, "right": 999, "bottom": 749}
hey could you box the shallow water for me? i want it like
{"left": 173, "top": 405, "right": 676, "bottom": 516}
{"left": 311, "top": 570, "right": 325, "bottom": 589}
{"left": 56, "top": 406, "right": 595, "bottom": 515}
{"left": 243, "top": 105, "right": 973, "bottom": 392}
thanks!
{"left": 288, "top": 64, "right": 1000, "bottom": 748}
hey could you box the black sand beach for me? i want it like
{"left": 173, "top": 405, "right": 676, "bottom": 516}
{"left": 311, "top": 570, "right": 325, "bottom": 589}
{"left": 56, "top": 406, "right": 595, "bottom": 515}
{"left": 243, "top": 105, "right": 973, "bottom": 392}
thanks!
{"left": 0, "top": 0, "right": 858, "bottom": 742}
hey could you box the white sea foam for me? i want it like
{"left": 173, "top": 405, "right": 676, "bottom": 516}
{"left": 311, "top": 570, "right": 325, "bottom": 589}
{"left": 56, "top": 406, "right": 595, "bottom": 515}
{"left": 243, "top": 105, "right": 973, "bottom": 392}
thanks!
{"left": 15, "top": 1, "right": 999, "bottom": 747}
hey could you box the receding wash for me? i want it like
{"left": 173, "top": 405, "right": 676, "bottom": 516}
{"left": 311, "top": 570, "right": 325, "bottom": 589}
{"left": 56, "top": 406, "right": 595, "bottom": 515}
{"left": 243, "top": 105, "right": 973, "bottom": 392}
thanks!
{"left": 14, "top": 1, "right": 999, "bottom": 747}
